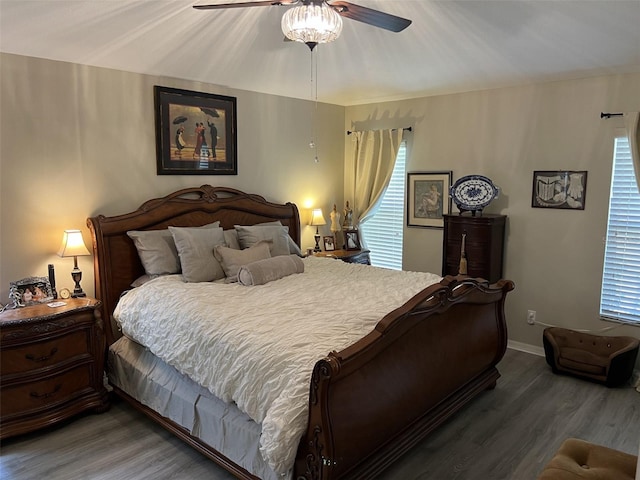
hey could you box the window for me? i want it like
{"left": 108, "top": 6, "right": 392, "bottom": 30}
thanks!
{"left": 359, "top": 141, "right": 406, "bottom": 270}
{"left": 600, "top": 135, "right": 640, "bottom": 324}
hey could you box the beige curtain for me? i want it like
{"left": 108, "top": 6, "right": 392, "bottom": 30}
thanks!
{"left": 623, "top": 112, "right": 640, "bottom": 188}
{"left": 344, "top": 129, "right": 403, "bottom": 227}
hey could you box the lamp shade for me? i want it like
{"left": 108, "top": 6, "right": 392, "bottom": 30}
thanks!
{"left": 310, "top": 208, "right": 327, "bottom": 226}
{"left": 57, "top": 229, "right": 91, "bottom": 258}
{"left": 281, "top": 1, "right": 343, "bottom": 46}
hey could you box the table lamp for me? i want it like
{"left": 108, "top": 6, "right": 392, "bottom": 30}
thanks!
{"left": 310, "top": 208, "right": 326, "bottom": 252}
{"left": 58, "top": 229, "right": 91, "bottom": 297}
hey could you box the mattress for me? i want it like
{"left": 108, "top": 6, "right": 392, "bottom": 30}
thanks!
{"left": 113, "top": 256, "right": 442, "bottom": 474}
{"left": 108, "top": 336, "right": 281, "bottom": 480}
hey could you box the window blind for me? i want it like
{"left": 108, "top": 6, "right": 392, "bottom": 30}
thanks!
{"left": 360, "top": 141, "right": 406, "bottom": 270}
{"left": 600, "top": 136, "right": 640, "bottom": 324}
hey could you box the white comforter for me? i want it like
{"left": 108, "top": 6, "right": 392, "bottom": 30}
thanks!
{"left": 113, "top": 256, "right": 441, "bottom": 475}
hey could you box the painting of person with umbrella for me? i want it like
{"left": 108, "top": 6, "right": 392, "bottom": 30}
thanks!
{"left": 173, "top": 116, "right": 187, "bottom": 158}
{"left": 201, "top": 107, "right": 219, "bottom": 160}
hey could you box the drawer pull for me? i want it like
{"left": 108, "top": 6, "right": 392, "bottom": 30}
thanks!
{"left": 25, "top": 347, "right": 58, "bottom": 362}
{"left": 30, "top": 384, "right": 62, "bottom": 400}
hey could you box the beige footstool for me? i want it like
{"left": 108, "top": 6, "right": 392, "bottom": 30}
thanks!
{"left": 537, "top": 438, "right": 637, "bottom": 479}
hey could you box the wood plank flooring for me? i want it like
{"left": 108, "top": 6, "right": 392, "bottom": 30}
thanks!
{"left": 1, "top": 349, "right": 638, "bottom": 480}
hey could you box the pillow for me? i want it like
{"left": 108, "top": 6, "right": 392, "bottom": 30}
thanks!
{"left": 127, "top": 221, "right": 221, "bottom": 275}
{"left": 235, "top": 224, "right": 291, "bottom": 257}
{"left": 254, "top": 220, "right": 302, "bottom": 256}
{"left": 169, "top": 226, "right": 226, "bottom": 282}
{"left": 237, "top": 255, "right": 304, "bottom": 286}
{"left": 126, "top": 229, "right": 180, "bottom": 275}
{"left": 223, "top": 229, "right": 241, "bottom": 250}
{"left": 214, "top": 241, "right": 271, "bottom": 281}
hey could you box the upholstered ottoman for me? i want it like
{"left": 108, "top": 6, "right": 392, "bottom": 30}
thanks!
{"left": 537, "top": 438, "right": 637, "bottom": 480}
{"left": 543, "top": 327, "right": 639, "bottom": 387}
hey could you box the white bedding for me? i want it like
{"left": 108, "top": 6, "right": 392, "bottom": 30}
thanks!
{"left": 113, "top": 256, "right": 441, "bottom": 475}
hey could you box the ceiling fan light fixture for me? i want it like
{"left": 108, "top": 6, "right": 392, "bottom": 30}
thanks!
{"left": 281, "top": 1, "right": 343, "bottom": 46}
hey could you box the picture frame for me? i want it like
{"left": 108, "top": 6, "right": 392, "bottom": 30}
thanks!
{"left": 407, "top": 171, "right": 453, "bottom": 228}
{"left": 154, "top": 86, "right": 237, "bottom": 175}
{"left": 532, "top": 170, "right": 587, "bottom": 210}
{"left": 344, "top": 229, "right": 361, "bottom": 250}
{"left": 323, "top": 235, "right": 336, "bottom": 251}
{"left": 9, "top": 276, "right": 54, "bottom": 308}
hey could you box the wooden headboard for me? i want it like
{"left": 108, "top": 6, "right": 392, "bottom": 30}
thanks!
{"left": 87, "top": 185, "right": 301, "bottom": 345}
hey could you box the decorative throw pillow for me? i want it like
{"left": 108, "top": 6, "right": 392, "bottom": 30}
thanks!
{"left": 214, "top": 241, "right": 271, "bottom": 281}
{"left": 253, "top": 220, "right": 303, "bottom": 256}
{"left": 127, "top": 222, "right": 220, "bottom": 276}
{"left": 237, "top": 255, "right": 304, "bottom": 286}
{"left": 126, "top": 229, "right": 180, "bottom": 275}
{"left": 234, "top": 224, "right": 291, "bottom": 257}
{"left": 223, "top": 229, "right": 241, "bottom": 250}
{"left": 169, "top": 226, "right": 226, "bottom": 282}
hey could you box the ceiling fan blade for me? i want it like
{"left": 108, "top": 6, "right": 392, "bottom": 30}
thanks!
{"left": 194, "top": 0, "right": 298, "bottom": 10}
{"left": 328, "top": 1, "right": 411, "bottom": 32}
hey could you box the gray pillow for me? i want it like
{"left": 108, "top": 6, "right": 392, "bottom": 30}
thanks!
{"left": 252, "top": 220, "right": 302, "bottom": 256}
{"left": 126, "top": 229, "right": 180, "bottom": 275}
{"left": 214, "top": 241, "right": 271, "bottom": 281}
{"left": 237, "top": 255, "right": 304, "bottom": 286}
{"left": 223, "top": 229, "right": 241, "bottom": 250}
{"left": 169, "top": 226, "right": 226, "bottom": 282}
{"left": 127, "top": 221, "right": 220, "bottom": 275}
{"left": 234, "top": 224, "right": 291, "bottom": 257}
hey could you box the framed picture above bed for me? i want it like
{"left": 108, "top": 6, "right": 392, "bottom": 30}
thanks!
{"left": 407, "top": 171, "right": 453, "bottom": 228}
{"left": 532, "top": 170, "right": 587, "bottom": 210}
{"left": 154, "top": 86, "right": 237, "bottom": 175}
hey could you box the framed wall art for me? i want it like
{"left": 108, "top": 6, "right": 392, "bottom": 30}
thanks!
{"left": 154, "top": 86, "right": 237, "bottom": 175}
{"left": 532, "top": 170, "right": 587, "bottom": 210}
{"left": 407, "top": 171, "right": 452, "bottom": 228}
{"left": 9, "top": 276, "right": 54, "bottom": 308}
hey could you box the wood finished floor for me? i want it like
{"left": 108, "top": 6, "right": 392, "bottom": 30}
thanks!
{"left": 1, "top": 349, "right": 638, "bottom": 480}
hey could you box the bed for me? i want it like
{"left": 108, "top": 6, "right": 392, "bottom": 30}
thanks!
{"left": 88, "top": 184, "right": 514, "bottom": 480}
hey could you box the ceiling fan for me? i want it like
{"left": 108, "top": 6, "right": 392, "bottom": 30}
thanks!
{"left": 193, "top": 1, "right": 412, "bottom": 45}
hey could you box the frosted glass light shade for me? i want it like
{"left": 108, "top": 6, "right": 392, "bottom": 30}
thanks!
{"left": 281, "top": 2, "right": 343, "bottom": 46}
{"left": 57, "top": 229, "right": 91, "bottom": 257}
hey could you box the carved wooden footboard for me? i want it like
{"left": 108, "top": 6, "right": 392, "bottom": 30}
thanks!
{"left": 295, "top": 276, "right": 514, "bottom": 480}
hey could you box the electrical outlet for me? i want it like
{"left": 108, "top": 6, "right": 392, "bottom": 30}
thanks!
{"left": 527, "top": 310, "right": 536, "bottom": 325}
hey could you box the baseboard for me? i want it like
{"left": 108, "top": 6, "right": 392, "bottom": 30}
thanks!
{"left": 507, "top": 340, "right": 544, "bottom": 357}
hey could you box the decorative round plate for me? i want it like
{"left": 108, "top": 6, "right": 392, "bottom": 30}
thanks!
{"left": 450, "top": 175, "right": 500, "bottom": 212}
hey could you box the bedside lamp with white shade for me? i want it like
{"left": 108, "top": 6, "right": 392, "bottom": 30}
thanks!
{"left": 310, "top": 208, "right": 326, "bottom": 252}
{"left": 57, "top": 229, "right": 91, "bottom": 298}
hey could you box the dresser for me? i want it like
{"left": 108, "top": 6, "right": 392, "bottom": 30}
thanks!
{"left": 442, "top": 214, "right": 506, "bottom": 283}
{"left": 0, "top": 298, "right": 109, "bottom": 439}
{"left": 314, "top": 248, "right": 371, "bottom": 265}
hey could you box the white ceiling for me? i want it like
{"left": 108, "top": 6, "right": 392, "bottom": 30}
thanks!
{"left": 1, "top": 0, "right": 639, "bottom": 106}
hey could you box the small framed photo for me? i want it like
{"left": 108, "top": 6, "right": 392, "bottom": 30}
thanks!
{"left": 344, "top": 230, "right": 361, "bottom": 250}
{"left": 532, "top": 170, "right": 587, "bottom": 210}
{"left": 323, "top": 235, "right": 336, "bottom": 251}
{"left": 154, "top": 86, "right": 237, "bottom": 175}
{"left": 9, "top": 276, "right": 54, "bottom": 308}
{"left": 407, "top": 171, "right": 453, "bottom": 228}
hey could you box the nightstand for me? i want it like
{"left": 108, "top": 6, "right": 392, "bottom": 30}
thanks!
{"left": 0, "top": 298, "right": 109, "bottom": 439}
{"left": 314, "top": 249, "right": 371, "bottom": 265}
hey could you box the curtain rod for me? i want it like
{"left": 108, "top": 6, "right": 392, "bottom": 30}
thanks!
{"left": 601, "top": 112, "right": 623, "bottom": 119}
{"left": 346, "top": 126, "right": 412, "bottom": 135}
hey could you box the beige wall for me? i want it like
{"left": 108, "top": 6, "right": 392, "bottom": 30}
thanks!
{"left": 1, "top": 52, "right": 638, "bottom": 353}
{"left": 346, "top": 73, "right": 640, "bottom": 350}
{"left": 0, "top": 53, "right": 345, "bottom": 302}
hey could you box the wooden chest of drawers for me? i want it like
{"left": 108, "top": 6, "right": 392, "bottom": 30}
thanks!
{"left": 442, "top": 214, "right": 506, "bottom": 283}
{"left": 0, "top": 298, "right": 109, "bottom": 439}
